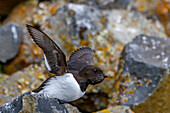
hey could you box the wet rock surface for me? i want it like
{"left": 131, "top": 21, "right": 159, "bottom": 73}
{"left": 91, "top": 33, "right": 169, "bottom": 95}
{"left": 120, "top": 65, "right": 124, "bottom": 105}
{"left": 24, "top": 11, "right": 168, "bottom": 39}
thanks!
{"left": 0, "top": 92, "right": 79, "bottom": 113}
{"left": 0, "top": 23, "right": 23, "bottom": 63}
{"left": 118, "top": 34, "right": 170, "bottom": 106}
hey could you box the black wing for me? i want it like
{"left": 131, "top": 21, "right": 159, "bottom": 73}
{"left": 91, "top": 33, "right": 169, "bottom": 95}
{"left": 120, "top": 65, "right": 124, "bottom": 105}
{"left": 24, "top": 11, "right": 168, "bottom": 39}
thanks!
{"left": 26, "top": 25, "right": 67, "bottom": 74}
{"left": 67, "top": 47, "right": 94, "bottom": 71}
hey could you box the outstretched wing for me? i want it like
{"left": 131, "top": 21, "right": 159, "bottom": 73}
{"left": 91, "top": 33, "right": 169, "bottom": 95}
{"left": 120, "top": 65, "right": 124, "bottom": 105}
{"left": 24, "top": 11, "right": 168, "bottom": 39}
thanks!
{"left": 26, "top": 25, "right": 67, "bottom": 74}
{"left": 67, "top": 47, "right": 94, "bottom": 71}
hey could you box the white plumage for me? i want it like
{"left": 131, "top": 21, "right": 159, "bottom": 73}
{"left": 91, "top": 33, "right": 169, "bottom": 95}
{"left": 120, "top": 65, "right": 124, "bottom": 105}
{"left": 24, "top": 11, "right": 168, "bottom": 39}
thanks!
{"left": 38, "top": 73, "right": 85, "bottom": 102}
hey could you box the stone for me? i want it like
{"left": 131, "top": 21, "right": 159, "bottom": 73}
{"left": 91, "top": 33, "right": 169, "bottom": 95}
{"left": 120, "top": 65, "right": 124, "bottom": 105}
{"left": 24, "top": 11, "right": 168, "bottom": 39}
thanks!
{"left": 1, "top": 1, "right": 169, "bottom": 112}
{"left": 0, "top": 0, "right": 24, "bottom": 21}
{"left": 1, "top": 0, "right": 65, "bottom": 74}
{"left": 129, "top": 0, "right": 170, "bottom": 37}
{"left": 0, "top": 92, "right": 79, "bottom": 113}
{"left": 71, "top": 93, "right": 109, "bottom": 112}
{"left": 0, "top": 23, "right": 23, "bottom": 63}
{"left": 133, "top": 69, "right": 170, "bottom": 113}
{"left": 47, "top": 3, "right": 166, "bottom": 46}
{"left": 107, "top": 10, "right": 166, "bottom": 44}
{"left": 42, "top": 3, "right": 166, "bottom": 112}
{"left": 118, "top": 34, "right": 170, "bottom": 106}
{"left": 0, "top": 63, "right": 48, "bottom": 106}
{"left": 97, "top": 105, "right": 134, "bottom": 113}
{"left": 46, "top": 3, "right": 102, "bottom": 44}
{"left": 69, "top": 0, "right": 130, "bottom": 9}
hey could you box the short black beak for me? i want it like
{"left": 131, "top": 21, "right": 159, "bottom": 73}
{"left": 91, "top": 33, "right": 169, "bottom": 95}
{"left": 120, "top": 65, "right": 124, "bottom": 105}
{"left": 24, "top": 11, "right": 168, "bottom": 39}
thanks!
{"left": 102, "top": 73, "right": 108, "bottom": 78}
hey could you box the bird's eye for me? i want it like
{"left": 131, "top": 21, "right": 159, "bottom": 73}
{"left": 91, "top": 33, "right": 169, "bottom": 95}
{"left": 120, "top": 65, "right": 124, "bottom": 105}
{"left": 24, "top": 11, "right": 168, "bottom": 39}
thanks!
{"left": 93, "top": 69, "right": 98, "bottom": 73}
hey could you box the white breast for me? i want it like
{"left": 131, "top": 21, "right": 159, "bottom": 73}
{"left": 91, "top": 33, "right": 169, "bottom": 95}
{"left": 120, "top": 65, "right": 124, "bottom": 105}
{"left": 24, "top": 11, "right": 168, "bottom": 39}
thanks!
{"left": 39, "top": 73, "right": 85, "bottom": 102}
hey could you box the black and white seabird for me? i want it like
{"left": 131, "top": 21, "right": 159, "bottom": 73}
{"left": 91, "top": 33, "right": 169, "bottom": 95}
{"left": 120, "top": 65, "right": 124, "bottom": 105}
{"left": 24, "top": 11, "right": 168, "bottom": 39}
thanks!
{"left": 26, "top": 25, "right": 107, "bottom": 102}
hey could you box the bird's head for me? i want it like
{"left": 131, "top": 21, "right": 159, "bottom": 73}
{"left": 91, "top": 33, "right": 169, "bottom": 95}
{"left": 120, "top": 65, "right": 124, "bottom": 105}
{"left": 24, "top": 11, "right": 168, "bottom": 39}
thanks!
{"left": 79, "top": 65, "right": 107, "bottom": 85}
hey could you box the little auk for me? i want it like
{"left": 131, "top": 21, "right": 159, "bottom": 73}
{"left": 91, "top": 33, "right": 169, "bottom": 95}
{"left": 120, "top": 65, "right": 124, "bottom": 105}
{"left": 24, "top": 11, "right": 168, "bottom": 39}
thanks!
{"left": 26, "top": 25, "right": 107, "bottom": 102}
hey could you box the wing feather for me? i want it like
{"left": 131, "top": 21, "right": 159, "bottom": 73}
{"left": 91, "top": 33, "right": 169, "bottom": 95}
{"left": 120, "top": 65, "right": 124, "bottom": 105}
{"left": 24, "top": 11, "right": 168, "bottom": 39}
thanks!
{"left": 26, "top": 25, "right": 67, "bottom": 74}
{"left": 67, "top": 47, "right": 94, "bottom": 71}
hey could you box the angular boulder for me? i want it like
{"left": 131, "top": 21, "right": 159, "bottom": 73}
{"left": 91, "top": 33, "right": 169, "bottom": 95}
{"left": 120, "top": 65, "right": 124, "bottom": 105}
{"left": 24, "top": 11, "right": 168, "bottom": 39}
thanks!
{"left": 0, "top": 23, "right": 23, "bottom": 63}
{"left": 118, "top": 34, "right": 170, "bottom": 106}
{"left": 0, "top": 92, "right": 79, "bottom": 113}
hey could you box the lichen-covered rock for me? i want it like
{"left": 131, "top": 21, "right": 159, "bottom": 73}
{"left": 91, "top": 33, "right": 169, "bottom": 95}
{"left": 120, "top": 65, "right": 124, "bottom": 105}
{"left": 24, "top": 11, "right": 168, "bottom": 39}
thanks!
{"left": 46, "top": 3, "right": 166, "bottom": 46}
{"left": 1, "top": 0, "right": 66, "bottom": 74}
{"left": 129, "top": 0, "right": 170, "bottom": 37}
{"left": 46, "top": 3, "right": 102, "bottom": 43}
{"left": 133, "top": 69, "right": 170, "bottom": 113}
{"left": 40, "top": 3, "right": 167, "bottom": 112}
{"left": 0, "top": 92, "right": 31, "bottom": 113}
{"left": 118, "top": 34, "right": 170, "bottom": 106}
{"left": 97, "top": 105, "right": 134, "bottom": 113}
{"left": 1, "top": 2, "right": 166, "bottom": 74}
{"left": 0, "top": 92, "right": 79, "bottom": 113}
{"left": 0, "top": 64, "right": 48, "bottom": 106}
{"left": 0, "top": 1, "right": 169, "bottom": 113}
{"left": 69, "top": 0, "right": 130, "bottom": 9}
{"left": 0, "top": 22, "right": 23, "bottom": 63}
{"left": 107, "top": 10, "right": 166, "bottom": 44}
{"left": 0, "top": 73, "right": 8, "bottom": 83}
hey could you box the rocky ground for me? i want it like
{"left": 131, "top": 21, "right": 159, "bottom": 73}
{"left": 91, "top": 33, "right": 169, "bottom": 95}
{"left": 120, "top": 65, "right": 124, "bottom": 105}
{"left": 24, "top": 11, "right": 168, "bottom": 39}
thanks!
{"left": 0, "top": 0, "right": 169, "bottom": 113}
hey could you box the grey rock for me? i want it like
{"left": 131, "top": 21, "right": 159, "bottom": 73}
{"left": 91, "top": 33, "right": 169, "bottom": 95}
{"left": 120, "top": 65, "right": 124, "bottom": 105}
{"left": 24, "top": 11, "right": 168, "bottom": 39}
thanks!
{"left": 133, "top": 68, "right": 170, "bottom": 113}
{"left": 0, "top": 23, "right": 23, "bottom": 63}
{"left": 0, "top": 92, "right": 79, "bottom": 113}
{"left": 107, "top": 105, "right": 134, "bottom": 113}
{"left": 107, "top": 10, "right": 166, "bottom": 44}
{"left": 70, "top": 0, "right": 130, "bottom": 9}
{"left": 46, "top": 3, "right": 166, "bottom": 47}
{"left": 118, "top": 34, "right": 170, "bottom": 106}
{"left": 0, "top": 64, "right": 47, "bottom": 105}
{"left": 46, "top": 3, "right": 101, "bottom": 45}
{"left": 0, "top": 92, "right": 31, "bottom": 113}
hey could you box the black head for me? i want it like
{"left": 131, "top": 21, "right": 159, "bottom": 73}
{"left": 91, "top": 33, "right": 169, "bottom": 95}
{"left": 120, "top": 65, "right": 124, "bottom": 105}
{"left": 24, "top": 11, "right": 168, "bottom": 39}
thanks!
{"left": 79, "top": 65, "right": 107, "bottom": 85}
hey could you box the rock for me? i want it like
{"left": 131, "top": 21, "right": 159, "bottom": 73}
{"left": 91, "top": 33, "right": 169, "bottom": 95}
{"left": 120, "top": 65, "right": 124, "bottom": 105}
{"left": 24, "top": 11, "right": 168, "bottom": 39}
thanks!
{"left": 1, "top": 1, "right": 169, "bottom": 112}
{"left": 46, "top": 3, "right": 102, "bottom": 43}
{"left": 0, "top": 63, "right": 48, "bottom": 106}
{"left": 1, "top": 2, "right": 166, "bottom": 74}
{"left": 107, "top": 10, "right": 166, "bottom": 44}
{"left": 1, "top": 0, "right": 66, "bottom": 74}
{"left": 118, "top": 34, "right": 170, "bottom": 106}
{"left": 133, "top": 69, "right": 170, "bottom": 113}
{"left": 0, "top": 23, "right": 23, "bottom": 63}
{"left": 0, "top": 0, "right": 24, "bottom": 21}
{"left": 0, "top": 73, "right": 8, "bottom": 83}
{"left": 0, "top": 92, "right": 31, "bottom": 113}
{"left": 0, "top": 92, "right": 79, "bottom": 113}
{"left": 97, "top": 105, "right": 134, "bottom": 113}
{"left": 71, "top": 93, "right": 109, "bottom": 112}
{"left": 47, "top": 3, "right": 166, "bottom": 46}
{"left": 47, "top": 5, "right": 123, "bottom": 110}
{"left": 41, "top": 3, "right": 166, "bottom": 112}
{"left": 70, "top": 0, "right": 130, "bottom": 9}
{"left": 129, "top": 0, "right": 170, "bottom": 37}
